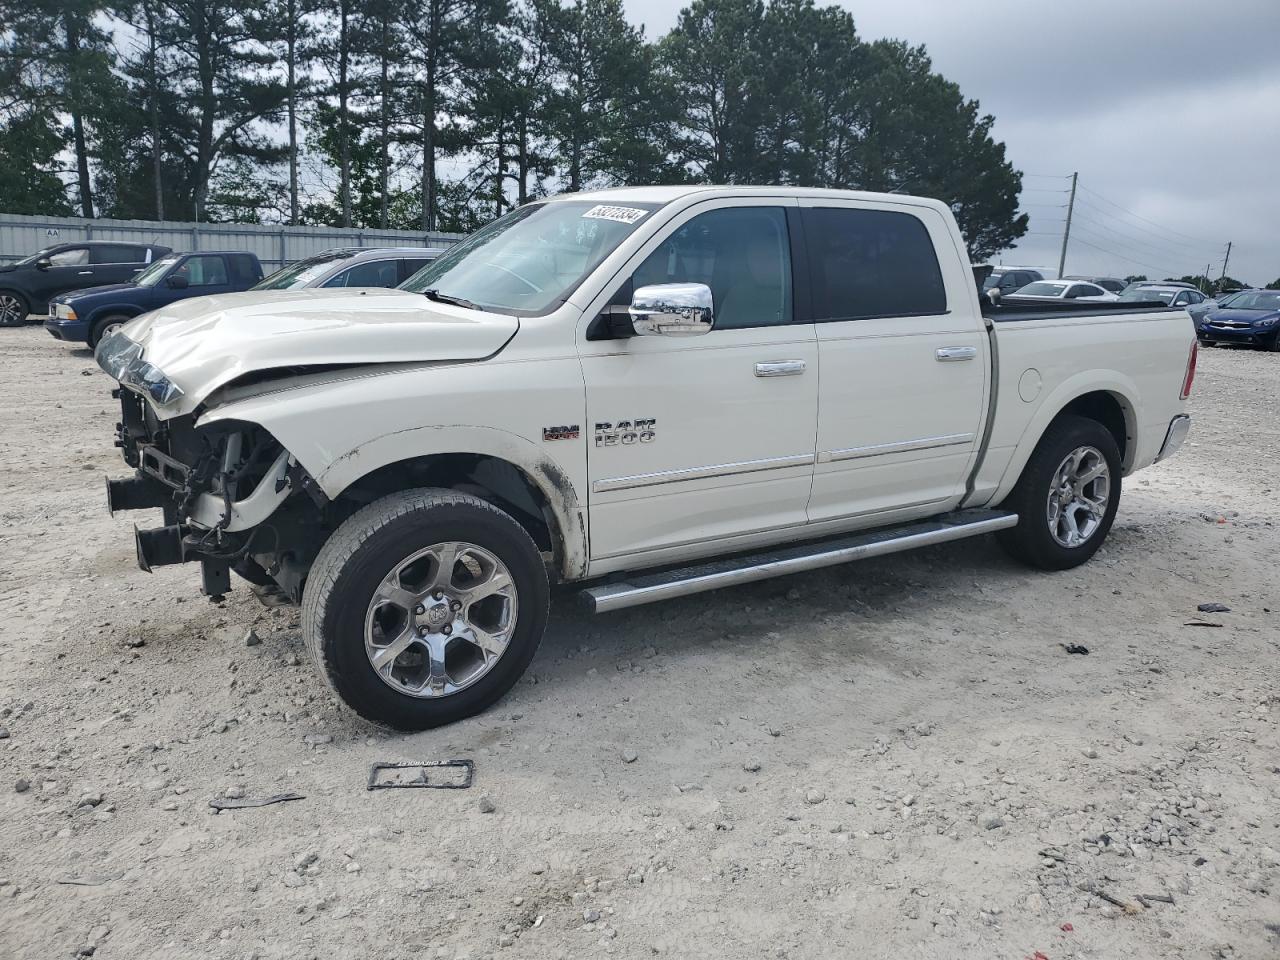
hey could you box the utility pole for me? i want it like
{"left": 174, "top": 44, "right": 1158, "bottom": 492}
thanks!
{"left": 1057, "top": 171, "right": 1078, "bottom": 279}
{"left": 1219, "top": 242, "right": 1233, "bottom": 286}
{"left": 1201, "top": 264, "right": 1211, "bottom": 294}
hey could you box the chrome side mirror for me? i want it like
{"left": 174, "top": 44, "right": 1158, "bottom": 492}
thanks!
{"left": 629, "top": 282, "right": 713, "bottom": 337}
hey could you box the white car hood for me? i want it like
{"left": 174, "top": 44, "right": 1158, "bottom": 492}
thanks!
{"left": 115, "top": 289, "right": 518, "bottom": 417}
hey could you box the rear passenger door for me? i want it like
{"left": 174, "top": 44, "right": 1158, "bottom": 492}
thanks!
{"left": 800, "top": 201, "right": 988, "bottom": 525}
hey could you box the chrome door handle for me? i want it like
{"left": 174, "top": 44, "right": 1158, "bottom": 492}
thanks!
{"left": 935, "top": 346, "right": 977, "bottom": 362}
{"left": 754, "top": 359, "right": 806, "bottom": 377}
{"left": 77, "top": 270, "right": 94, "bottom": 275}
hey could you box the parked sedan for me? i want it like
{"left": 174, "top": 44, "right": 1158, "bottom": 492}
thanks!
{"left": 1197, "top": 289, "right": 1280, "bottom": 350}
{"left": 1117, "top": 284, "right": 1216, "bottom": 322}
{"left": 1010, "top": 280, "right": 1119, "bottom": 302}
{"left": 253, "top": 247, "right": 444, "bottom": 291}
{"left": 1064, "top": 275, "right": 1127, "bottom": 294}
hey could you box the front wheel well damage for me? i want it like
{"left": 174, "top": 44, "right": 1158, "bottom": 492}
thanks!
{"left": 334, "top": 453, "right": 561, "bottom": 564}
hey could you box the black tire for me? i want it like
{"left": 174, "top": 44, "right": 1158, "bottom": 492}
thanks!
{"left": 301, "top": 488, "right": 549, "bottom": 729}
{"left": 0, "top": 290, "right": 29, "bottom": 327}
{"left": 90, "top": 314, "right": 132, "bottom": 347}
{"left": 1264, "top": 333, "right": 1280, "bottom": 353}
{"left": 997, "top": 414, "right": 1122, "bottom": 571}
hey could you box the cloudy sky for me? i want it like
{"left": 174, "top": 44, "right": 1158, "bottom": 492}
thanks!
{"left": 624, "top": 0, "right": 1280, "bottom": 284}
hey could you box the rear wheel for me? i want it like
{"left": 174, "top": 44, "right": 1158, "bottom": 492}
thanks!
{"left": 302, "top": 489, "right": 549, "bottom": 729}
{"left": 0, "top": 290, "right": 28, "bottom": 327}
{"left": 997, "top": 415, "right": 1122, "bottom": 570}
{"left": 90, "top": 314, "right": 131, "bottom": 347}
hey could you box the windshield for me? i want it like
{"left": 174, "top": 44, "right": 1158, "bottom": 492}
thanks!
{"left": 134, "top": 257, "right": 179, "bottom": 287}
{"left": 1017, "top": 281, "right": 1067, "bottom": 297}
{"left": 254, "top": 251, "right": 357, "bottom": 290}
{"left": 1120, "top": 289, "right": 1176, "bottom": 304}
{"left": 400, "top": 200, "right": 659, "bottom": 314}
{"left": 1222, "top": 291, "right": 1280, "bottom": 311}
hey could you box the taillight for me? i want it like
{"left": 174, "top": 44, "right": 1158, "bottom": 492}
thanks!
{"left": 1180, "top": 339, "right": 1198, "bottom": 399}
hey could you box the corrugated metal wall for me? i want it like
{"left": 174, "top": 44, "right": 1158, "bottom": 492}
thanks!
{"left": 0, "top": 212, "right": 464, "bottom": 269}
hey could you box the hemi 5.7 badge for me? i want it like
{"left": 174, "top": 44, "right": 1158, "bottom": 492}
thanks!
{"left": 595, "top": 419, "right": 656, "bottom": 446}
{"left": 542, "top": 424, "right": 580, "bottom": 441}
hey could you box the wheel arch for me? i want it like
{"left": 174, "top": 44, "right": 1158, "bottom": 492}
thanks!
{"left": 991, "top": 375, "right": 1140, "bottom": 505}
{"left": 319, "top": 433, "right": 588, "bottom": 582}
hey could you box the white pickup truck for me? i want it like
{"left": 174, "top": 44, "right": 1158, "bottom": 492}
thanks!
{"left": 97, "top": 186, "right": 1197, "bottom": 729}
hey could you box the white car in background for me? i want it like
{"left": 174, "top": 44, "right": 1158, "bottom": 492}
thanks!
{"left": 1011, "top": 280, "right": 1119, "bottom": 302}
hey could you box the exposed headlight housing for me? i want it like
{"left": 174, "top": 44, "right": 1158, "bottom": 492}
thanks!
{"left": 95, "top": 331, "right": 184, "bottom": 406}
{"left": 54, "top": 302, "right": 77, "bottom": 320}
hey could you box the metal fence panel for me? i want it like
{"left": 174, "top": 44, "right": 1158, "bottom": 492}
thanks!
{"left": 0, "top": 212, "right": 464, "bottom": 270}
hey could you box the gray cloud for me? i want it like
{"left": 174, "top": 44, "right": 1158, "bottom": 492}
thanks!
{"left": 625, "top": 0, "right": 1280, "bottom": 283}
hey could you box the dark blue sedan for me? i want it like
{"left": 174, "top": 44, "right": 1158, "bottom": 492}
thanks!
{"left": 1197, "top": 289, "right": 1280, "bottom": 351}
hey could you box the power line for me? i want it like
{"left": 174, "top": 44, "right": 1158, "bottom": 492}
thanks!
{"left": 1070, "top": 209, "right": 1223, "bottom": 264}
{"left": 1066, "top": 233, "right": 1183, "bottom": 275}
{"left": 1074, "top": 184, "right": 1226, "bottom": 247}
{"left": 1072, "top": 197, "right": 1224, "bottom": 257}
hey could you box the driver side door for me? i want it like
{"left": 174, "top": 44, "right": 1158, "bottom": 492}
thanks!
{"left": 578, "top": 199, "right": 819, "bottom": 569}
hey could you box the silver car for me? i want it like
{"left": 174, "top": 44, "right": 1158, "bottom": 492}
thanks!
{"left": 253, "top": 246, "right": 446, "bottom": 291}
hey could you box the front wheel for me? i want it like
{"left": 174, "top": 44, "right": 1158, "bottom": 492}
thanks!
{"left": 0, "top": 290, "right": 29, "bottom": 327}
{"left": 90, "top": 314, "right": 131, "bottom": 347}
{"left": 997, "top": 415, "right": 1122, "bottom": 570}
{"left": 302, "top": 489, "right": 549, "bottom": 729}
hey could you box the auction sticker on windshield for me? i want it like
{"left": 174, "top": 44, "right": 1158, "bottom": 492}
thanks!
{"left": 582, "top": 204, "right": 649, "bottom": 224}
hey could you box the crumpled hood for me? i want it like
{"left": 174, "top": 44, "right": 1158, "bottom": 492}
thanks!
{"left": 114, "top": 288, "right": 518, "bottom": 417}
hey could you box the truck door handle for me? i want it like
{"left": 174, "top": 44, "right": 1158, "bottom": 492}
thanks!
{"left": 935, "top": 346, "right": 977, "bottom": 362}
{"left": 754, "top": 359, "right": 807, "bottom": 377}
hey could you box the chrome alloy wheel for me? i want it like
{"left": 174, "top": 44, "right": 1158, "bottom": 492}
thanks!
{"left": 363, "top": 542, "right": 518, "bottom": 698}
{"left": 0, "top": 294, "right": 25, "bottom": 325}
{"left": 1046, "top": 445, "right": 1110, "bottom": 548}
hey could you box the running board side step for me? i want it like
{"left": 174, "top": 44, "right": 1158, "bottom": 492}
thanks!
{"left": 580, "top": 509, "right": 1018, "bottom": 614}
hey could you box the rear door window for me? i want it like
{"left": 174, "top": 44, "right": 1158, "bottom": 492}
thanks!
{"left": 90, "top": 245, "right": 147, "bottom": 264}
{"left": 324, "top": 259, "right": 401, "bottom": 288}
{"left": 801, "top": 207, "right": 946, "bottom": 320}
{"left": 177, "top": 255, "right": 230, "bottom": 287}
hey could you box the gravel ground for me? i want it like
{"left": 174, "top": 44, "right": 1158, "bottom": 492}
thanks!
{"left": 0, "top": 324, "right": 1277, "bottom": 960}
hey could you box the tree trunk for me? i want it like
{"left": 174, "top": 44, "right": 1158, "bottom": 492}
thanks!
{"left": 419, "top": 4, "right": 438, "bottom": 233}
{"left": 193, "top": 1, "right": 215, "bottom": 220}
{"left": 338, "top": 2, "right": 352, "bottom": 228}
{"left": 378, "top": 19, "right": 390, "bottom": 229}
{"left": 63, "top": 16, "right": 95, "bottom": 218}
{"left": 286, "top": 13, "right": 299, "bottom": 225}
{"left": 517, "top": 113, "right": 528, "bottom": 205}
{"left": 146, "top": 1, "right": 164, "bottom": 219}
{"left": 494, "top": 114, "right": 505, "bottom": 218}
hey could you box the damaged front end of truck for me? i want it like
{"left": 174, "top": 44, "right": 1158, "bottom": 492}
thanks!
{"left": 103, "top": 342, "right": 332, "bottom": 603}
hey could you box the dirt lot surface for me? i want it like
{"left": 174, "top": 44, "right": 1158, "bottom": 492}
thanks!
{"left": 0, "top": 324, "right": 1277, "bottom": 960}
